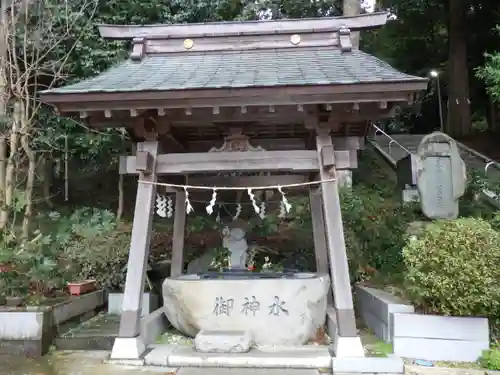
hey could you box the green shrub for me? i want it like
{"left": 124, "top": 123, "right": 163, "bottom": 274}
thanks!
{"left": 403, "top": 217, "right": 500, "bottom": 317}
{"left": 479, "top": 344, "right": 500, "bottom": 370}
{"left": 341, "top": 187, "right": 417, "bottom": 281}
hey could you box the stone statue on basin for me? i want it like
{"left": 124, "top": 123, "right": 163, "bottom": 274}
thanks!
{"left": 222, "top": 226, "right": 248, "bottom": 269}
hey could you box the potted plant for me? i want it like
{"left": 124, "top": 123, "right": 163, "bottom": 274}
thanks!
{"left": 67, "top": 279, "right": 97, "bottom": 296}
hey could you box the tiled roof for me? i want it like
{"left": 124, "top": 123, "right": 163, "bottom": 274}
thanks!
{"left": 43, "top": 48, "right": 426, "bottom": 94}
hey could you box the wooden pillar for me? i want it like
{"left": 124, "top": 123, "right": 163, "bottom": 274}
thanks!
{"left": 315, "top": 127, "right": 364, "bottom": 357}
{"left": 309, "top": 187, "right": 329, "bottom": 275}
{"left": 170, "top": 190, "right": 186, "bottom": 277}
{"left": 309, "top": 187, "right": 333, "bottom": 305}
{"left": 111, "top": 140, "right": 158, "bottom": 360}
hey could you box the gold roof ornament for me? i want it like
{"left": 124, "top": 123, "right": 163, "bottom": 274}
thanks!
{"left": 183, "top": 38, "right": 194, "bottom": 50}
{"left": 290, "top": 34, "right": 301, "bottom": 45}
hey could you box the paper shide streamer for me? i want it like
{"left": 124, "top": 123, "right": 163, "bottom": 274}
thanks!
{"left": 155, "top": 194, "right": 167, "bottom": 218}
{"left": 166, "top": 195, "right": 173, "bottom": 218}
{"left": 184, "top": 187, "right": 194, "bottom": 214}
{"left": 233, "top": 203, "right": 242, "bottom": 221}
{"left": 259, "top": 201, "right": 266, "bottom": 219}
{"left": 278, "top": 186, "right": 292, "bottom": 217}
{"left": 247, "top": 188, "right": 260, "bottom": 214}
{"left": 206, "top": 188, "right": 217, "bottom": 215}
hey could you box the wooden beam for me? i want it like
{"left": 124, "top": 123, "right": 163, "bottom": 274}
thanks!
{"left": 187, "top": 174, "right": 307, "bottom": 188}
{"left": 83, "top": 103, "right": 394, "bottom": 129}
{"left": 97, "top": 13, "right": 389, "bottom": 40}
{"left": 331, "top": 136, "right": 364, "bottom": 151}
{"left": 187, "top": 138, "right": 306, "bottom": 152}
{"left": 146, "top": 32, "right": 340, "bottom": 54}
{"left": 119, "top": 150, "right": 357, "bottom": 175}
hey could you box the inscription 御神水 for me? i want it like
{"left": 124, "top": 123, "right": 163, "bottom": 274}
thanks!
{"left": 241, "top": 296, "right": 260, "bottom": 316}
{"left": 213, "top": 296, "right": 234, "bottom": 316}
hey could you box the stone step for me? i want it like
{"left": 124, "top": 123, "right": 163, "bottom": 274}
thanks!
{"left": 195, "top": 330, "right": 252, "bottom": 353}
{"left": 144, "top": 345, "right": 332, "bottom": 369}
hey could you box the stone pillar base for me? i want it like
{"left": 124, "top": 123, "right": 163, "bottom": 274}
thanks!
{"left": 334, "top": 336, "right": 365, "bottom": 357}
{"left": 110, "top": 336, "right": 146, "bottom": 360}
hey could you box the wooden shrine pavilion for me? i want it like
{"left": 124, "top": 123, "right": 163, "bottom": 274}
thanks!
{"left": 41, "top": 12, "right": 428, "bottom": 360}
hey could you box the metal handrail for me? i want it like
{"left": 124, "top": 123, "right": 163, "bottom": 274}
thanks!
{"left": 371, "top": 124, "right": 412, "bottom": 156}
{"left": 371, "top": 126, "right": 500, "bottom": 178}
{"left": 455, "top": 141, "right": 500, "bottom": 177}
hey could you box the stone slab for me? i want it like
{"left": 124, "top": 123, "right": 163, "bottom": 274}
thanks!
{"left": 108, "top": 292, "right": 159, "bottom": 317}
{"left": 356, "top": 286, "right": 414, "bottom": 342}
{"left": 405, "top": 364, "right": 486, "bottom": 375}
{"left": 0, "top": 311, "right": 45, "bottom": 340}
{"left": 393, "top": 337, "right": 489, "bottom": 362}
{"left": 332, "top": 356, "right": 404, "bottom": 373}
{"left": 52, "top": 290, "right": 105, "bottom": 325}
{"left": 166, "top": 346, "right": 332, "bottom": 368}
{"left": 392, "top": 313, "right": 489, "bottom": 341}
{"left": 195, "top": 330, "right": 252, "bottom": 353}
{"left": 141, "top": 307, "right": 169, "bottom": 345}
{"left": 145, "top": 345, "right": 179, "bottom": 366}
{"left": 392, "top": 313, "right": 489, "bottom": 362}
{"left": 177, "top": 369, "right": 321, "bottom": 375}
{"left": 55, "top": 336, "right": 115, "bottom": 351}
{"left": 402, "top": 189, "right": 420, "bottom": 203}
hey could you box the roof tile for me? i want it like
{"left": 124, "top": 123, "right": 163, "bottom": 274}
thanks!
{"left": 44, "top": 48, "right": 426, "bottom": 94}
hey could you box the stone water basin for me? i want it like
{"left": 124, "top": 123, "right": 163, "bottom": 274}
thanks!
{"left": 162, "top": 271, "right": 330, "bottom": 346}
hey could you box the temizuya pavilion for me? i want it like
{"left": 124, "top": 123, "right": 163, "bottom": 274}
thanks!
{"left": 41, "top": 13, "right": 427, "bottom": 361}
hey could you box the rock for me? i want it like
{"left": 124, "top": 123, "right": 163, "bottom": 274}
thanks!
{"left": 195, "top": 330, "right": 252, "bottom": 353}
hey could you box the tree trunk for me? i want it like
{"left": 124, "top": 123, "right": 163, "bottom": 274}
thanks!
{"left": 17, "top": 102, "right": 35, "bottom": 238}
{"left": 0, "top": 103, "right": 20, "bottom": 230}
{"left": 446, "top": 0, "right": 471, "bottom": 138}
{"left": 41, "top": 155, "right": 53, "bottom": 208}
{"left": 21, "top": 146, "right": 35, "bottom": 238}
{"left": 343, "top": 0, "right": 361, "bottom": 49}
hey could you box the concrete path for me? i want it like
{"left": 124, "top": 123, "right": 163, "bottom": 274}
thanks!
{"left": 0, "top": 351, "right": 324, "bottom": 375}
{"left": 0, "top": 351, "right": 494, "bottom": 375}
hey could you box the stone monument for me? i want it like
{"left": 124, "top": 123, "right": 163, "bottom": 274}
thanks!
{"left": 416, "top": 132, "right": 467, "bottom": 219}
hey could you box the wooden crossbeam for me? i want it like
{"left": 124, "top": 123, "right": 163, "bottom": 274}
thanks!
{"left": 187, "top": 174, "right": 307, "bottom": 188}
{"left": 119, "top": 150, "right": 357, "bottom": 175}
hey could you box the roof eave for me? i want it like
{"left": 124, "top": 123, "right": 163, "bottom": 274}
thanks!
{"left": 41, "top": 80, "right": 428, "bottom": 113}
